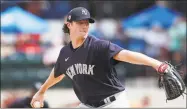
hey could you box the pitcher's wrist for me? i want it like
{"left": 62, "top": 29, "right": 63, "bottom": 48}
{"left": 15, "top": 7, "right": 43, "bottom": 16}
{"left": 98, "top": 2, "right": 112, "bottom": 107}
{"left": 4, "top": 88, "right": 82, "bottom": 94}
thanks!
{"left": 38, "top": 86, "right": 47, "bottom": 94}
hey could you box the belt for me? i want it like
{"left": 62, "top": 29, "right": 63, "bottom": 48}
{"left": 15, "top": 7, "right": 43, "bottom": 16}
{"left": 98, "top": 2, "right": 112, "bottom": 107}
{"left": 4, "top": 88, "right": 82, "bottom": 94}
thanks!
{"left": 88, "top": 94, "right": 117, "bottom": 107}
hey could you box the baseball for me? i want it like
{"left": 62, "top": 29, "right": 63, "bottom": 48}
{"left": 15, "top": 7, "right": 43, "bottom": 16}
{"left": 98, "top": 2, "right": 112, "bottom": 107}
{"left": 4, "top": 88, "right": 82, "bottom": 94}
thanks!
{"left": 33, "top": 101, "right": 41, "bottom": 108}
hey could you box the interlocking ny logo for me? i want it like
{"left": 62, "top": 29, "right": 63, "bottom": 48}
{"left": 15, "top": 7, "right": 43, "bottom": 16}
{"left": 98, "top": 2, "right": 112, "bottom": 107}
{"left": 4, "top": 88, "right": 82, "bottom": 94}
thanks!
{"left": 82, "top": 9, "right": 87, "bottom": 15}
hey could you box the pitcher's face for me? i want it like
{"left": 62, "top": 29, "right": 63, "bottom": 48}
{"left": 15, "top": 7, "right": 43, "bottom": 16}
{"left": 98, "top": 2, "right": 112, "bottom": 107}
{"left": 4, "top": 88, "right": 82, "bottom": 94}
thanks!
{"left": 68, "top": 19, "right": 89, "bottom": 38}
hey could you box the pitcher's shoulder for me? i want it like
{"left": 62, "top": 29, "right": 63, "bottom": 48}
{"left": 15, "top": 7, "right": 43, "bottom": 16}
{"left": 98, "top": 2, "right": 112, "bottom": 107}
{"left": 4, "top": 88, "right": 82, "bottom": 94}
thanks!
{"left": 87, "top": 35, "right": 110, "bottom": 52}
{"left": 88, "top": 35, "right": 109, "bottom": 46}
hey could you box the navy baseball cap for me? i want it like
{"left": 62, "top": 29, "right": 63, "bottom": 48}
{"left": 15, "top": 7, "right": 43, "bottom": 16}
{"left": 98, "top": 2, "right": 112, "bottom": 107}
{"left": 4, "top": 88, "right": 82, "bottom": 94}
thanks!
{"left": 66, "top": 7, "right": 95, "bottom": 23}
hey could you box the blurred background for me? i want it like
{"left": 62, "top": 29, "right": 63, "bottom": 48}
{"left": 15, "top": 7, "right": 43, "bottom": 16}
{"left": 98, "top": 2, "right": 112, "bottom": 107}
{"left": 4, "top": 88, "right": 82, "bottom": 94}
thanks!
{"left": 1, "top": 0, "right": 186, "bottom": 108}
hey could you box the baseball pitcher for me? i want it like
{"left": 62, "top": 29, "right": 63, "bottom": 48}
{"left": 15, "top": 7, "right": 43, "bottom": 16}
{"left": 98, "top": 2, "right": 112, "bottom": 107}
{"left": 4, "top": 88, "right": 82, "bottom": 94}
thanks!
{"left": 30, "top": 7, "right": 186, "bottom": 108}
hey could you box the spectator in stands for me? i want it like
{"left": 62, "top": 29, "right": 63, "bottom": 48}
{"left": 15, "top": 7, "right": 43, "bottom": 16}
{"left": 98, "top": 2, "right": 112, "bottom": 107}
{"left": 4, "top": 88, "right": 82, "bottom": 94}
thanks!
{"left": 144, "top": 22, "right": 169, "bottom": 59}
{"left": 89, "top": 20, "right": 105, "bottom": 39}
{"left": 42, "top": 35, "right": 64, "bottom": 67}
{"left": 168, "top": 16, "right": 186, "bottom": 52}
{"left": 111, "top": 21, "right": 128, "bottom": 49}
{"left": 168, "top": 16, "right": 186, "bottom": 65}
{"left": 15, "top": 34, "right": 42, "bottom": 60}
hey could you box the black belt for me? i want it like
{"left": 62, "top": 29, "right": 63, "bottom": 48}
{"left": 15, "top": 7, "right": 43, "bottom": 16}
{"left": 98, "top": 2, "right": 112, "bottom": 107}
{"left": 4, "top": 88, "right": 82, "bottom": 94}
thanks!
{"left": 88, "top": 96, "right": 116, "bottom": 107}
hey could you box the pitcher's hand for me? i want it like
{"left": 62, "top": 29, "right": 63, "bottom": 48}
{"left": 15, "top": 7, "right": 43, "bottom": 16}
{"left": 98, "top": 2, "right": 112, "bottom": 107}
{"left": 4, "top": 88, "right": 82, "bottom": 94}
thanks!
{"left": 30, "top": 91, "right": 45, "bottom": 108}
